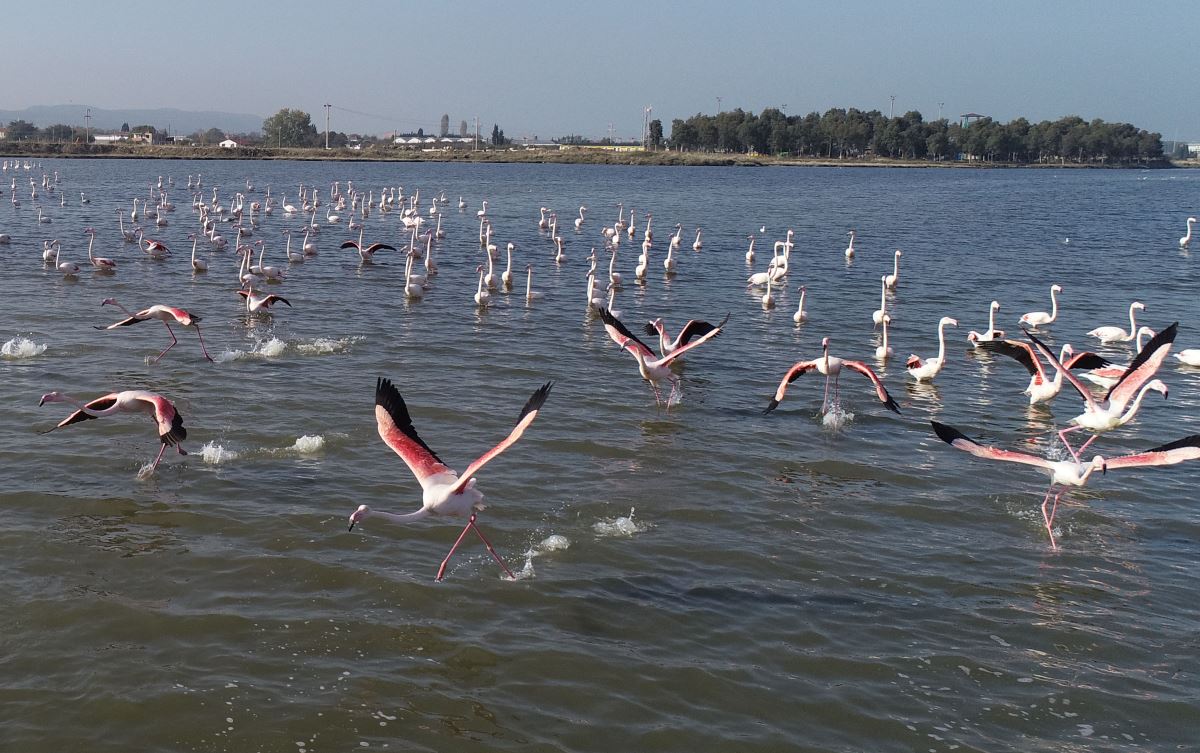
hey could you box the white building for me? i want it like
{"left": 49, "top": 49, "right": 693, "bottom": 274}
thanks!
{"left": 220, "top": 139, "right": 239, "bottom": 149}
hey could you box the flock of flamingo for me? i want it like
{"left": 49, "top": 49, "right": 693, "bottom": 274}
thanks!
{"left": 5, "top": 158, "right": 1200, "bottom": 577}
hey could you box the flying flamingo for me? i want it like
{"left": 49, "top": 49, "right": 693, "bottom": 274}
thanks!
{"left": 95, "top": 299, "right": 214, "bottom": 363}
{"left": 932, "top": 420, "right": 1200, "bottom": 548}
{"left": 643, "top": 314, "right": 730, "bottom": 357}
{"left": 347, "top": 377, "right": 553, "bottom": 581}
{"left": 1181, "top": 216, "right": 1196, "bottom": 249}
{"left": 966, "top": 301, "right": 1004, "bottom": 346}
{"left": 1087, "top": 301, "right": 1145, "bottom": 344}
{"left": 341, "top": 228, "right": 395, "bottom": 262}
{"left": 1019, "top": 284, "right": 1062, "bottom": 328}
{"left": 1027, "top": 324, "right": 1176, "bottom": 461}
{"left": 764, "top": 337, "right": 900, "bottom": 416}
{"left": 598, "top": 307, "right": 725, "bottom": 407}
{"left": 906, "top": 316, "right": 958, "bottom": 381}
{"left": 83, "top": 228, "right": 116, "bottom": 272}
{"left": 39, "top": 389, "right": 188, "bottom": 474}
{"left": 978, "top": 339, "right": 1110, "bottom": 405}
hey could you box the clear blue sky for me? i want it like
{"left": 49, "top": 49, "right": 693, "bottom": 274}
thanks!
{"left": 4, "top": 0, "right": 1197, "bottom": 140}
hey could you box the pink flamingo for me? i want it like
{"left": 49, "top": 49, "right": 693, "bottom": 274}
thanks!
{"left": 597, "top": 307, "right": 726, "bottom": 406}
{"left": 83, "top": 228, "right": 117, "bottom": 271}
{"left": 94, "top": 299, "right": 214, "bottom": 363}
{"left": 237, "top": 286, "right": 291, "bottom": 314}
{"left": 39, "top": 389, "right": 188, "bottom": 473}
{"left": 764, "top": 337, "right": 900, "bottom": 415}
{"left": 136, "top": 228, "right": 170, "bottom": 258}
{"left": 932, "top": 420, "right": 1200, "bottom": 547}
{"left": 643, "top": 314, "right": 730, "bottom": 357}
{"left": 978, "top": 339, "right": 1110, "bottom": 405}
{"left": 1027, "top": 324, "right": 1177, "bottom": 461}
{"left": 340, "top": 227, "right": 396, "bottom": 262}
{"left": 348, "top": 377, "right": 553, "bottom": 581}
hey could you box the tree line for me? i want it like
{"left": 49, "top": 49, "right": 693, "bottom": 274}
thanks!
{"left": 665, "top": 108, "right": 1165, "bottom": 164}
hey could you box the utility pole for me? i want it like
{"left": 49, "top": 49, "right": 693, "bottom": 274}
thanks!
{"left": 84, "top": 108, "right": 91, "bottom": 144}
{"left": 938, "top": 102, "right": 944, "bottom": 121}
{"left": 608, "top": 122, "right": 614, "bottom": 143}
{"left": 716, "top": 96, "right": 722, "bottom": 114}
{"left": 889, "top": 95, "right": 896, "bottom": 118}
{"left": 324, "top": 104, "right": 331, "bottom": 149}
{"left": 474, "top": 116, "right": 479, "bottom": 151}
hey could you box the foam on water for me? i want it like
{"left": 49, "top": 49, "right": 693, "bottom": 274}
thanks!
{"left": 1, "top": 336, "right": 48, "bottom": 358}
{"left": 200, "top": 441, "right": 240, "bottom": 464}
{"left": 287, "top": 435, "right": 325, "bottom": 454}
{"left": 593, "top": 507, "right": 647, "bottom": 537}
{"left": 213, "top": 337, "right": 287, "bottom": 363}
{"left": 822, "top": 405, "right": 854, "bottom": 429}
{"left": 294, "top": 336, "right": 362, "bottom": 355}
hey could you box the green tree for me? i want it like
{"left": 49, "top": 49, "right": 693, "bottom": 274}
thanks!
{"left": 648, "top": 119, "right": 663, "bottom": 149}
{"left": 120, "top": 122, "right": 130, "bottom": 132}
{"left": 198, "top": 128, "right": 224, "bottom": 145}
{"left": 6, "top": 119, "right": 37, "bottom": 141}
{"left": 131, "top": 124, "right": 157, "bottom": 134}
{"left": 262, "top": 108, "right": 319, "bottom": 147}
{"left": 43, "top": 123, "right": 75, "bottom": 142}
{"left": 490, "top": 124, "right": 506, "bottom": 145}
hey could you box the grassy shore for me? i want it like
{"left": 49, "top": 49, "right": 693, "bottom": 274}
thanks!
{"left": 0, "top": 141, "right": 1178, "bottom": 168}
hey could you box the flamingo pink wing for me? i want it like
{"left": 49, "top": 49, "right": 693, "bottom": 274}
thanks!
{"left": 450, "top": 382, "right": 553, "bottom": 495}
{"left": 49, "top": 394, "right": 118, "bottom": 432}
{"left": 764, "top": 360, "right": 817, "bottom": 413}
{"left": 1024, "top": 329, "right": 1096, "bottom": 408}
{"left": 137, "top": 393, "right": 187, "bottom": 446}
{"left": 1105, "top": 322, "right": 1177, "bottom": 410}
{"left": 931, "top": 421, "right": 1051, "bottom": 470}
{"left": 375, "top": 377, "right": 453, "bottom": 488}
{"left": 843, "top": 361, "right": 901, "bottom": 413}
{"left": 978, "top": 339, "right": 1042, "bottom": 378}
{"left": 598, "top": 308, "right": 655, "bottom": 359}
{"left": 655, "top": 315, "right": 727, "bottom": 367}
{"left": 1103, "top": 435, "right": 1200, "bottom": 469}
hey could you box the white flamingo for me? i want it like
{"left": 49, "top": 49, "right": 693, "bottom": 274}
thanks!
{"left": 1019, "top": 284, "right": 1062, "bottom": 328}
{"left": 906, "top": 316, "right": 958, "bottom": 381}
{"left": 1088, "top": 301, "right": 1145, "bottom": 344}
{"left": 884, "top": 249, "right": 902, "bottom": 289}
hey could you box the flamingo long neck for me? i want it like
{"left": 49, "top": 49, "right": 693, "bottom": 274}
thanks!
{"left": 798, "top": 289, "right": 806, "bottom": 316}
{"left": 526, "top": 268, "right": 533, "bottom": 296}
{"left": 936, "top": 321, "right": 949, "bottom": 362}
{"left": 657, "top": 322, "right": 671, "bottom": 353}
{"left": 1049, "top": 288, "right": 1059, "bottom": 321}
{"left": 1128, "top": 305, "right": 1138, "bottom": 334}
{"left": 881, "top": 318, "right": 889, "bottom": 349}
{"left": 988, "top": 305, "right": 997, "bottom": 333}
{"left": 87, "top": 234, "right": 95, "bottom": 261}
{"left": 477, "top": 270, "right": 484, "bottom": 296}
{"left": 893, "top": 253, "right": 900, "bottom": 277}
{"left": 506, "top": 247, "right": 512, "bottom": 271}
{"left": 1118, "top": 383, "right": 1162, "bottom": 425}
{"left": 368, "top": 508, "right": 430, "bottom": 525}
{"left": 191, "top": 239, "right": 198, "bottom": 262}
{"left": 879, "top": 279, "right": 886, "bottom": 307}
{"left": 258, "top": 244, "right": 266, "bottom": 267}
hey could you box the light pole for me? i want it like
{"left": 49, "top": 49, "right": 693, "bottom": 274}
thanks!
{"left": 324, "top": 104, "right": 331, "bottom": 149}
{"left": 938, "top": 102, "right": 944, "bottom": 121}
{"left": 889, "top": 95, "right": 896, "bottom": 118}
{"left": 716, "top": 96, "right": 722, "bottom": 114}
{"left": 84, "top": 108, "right": 91, "bottom": 144}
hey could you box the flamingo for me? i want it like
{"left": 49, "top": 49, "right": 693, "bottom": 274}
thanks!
{"left": 884, "top": 249, "right": 901, "bottom": 289}
{"left": 538, "top": 206, "right": 549, "bottom": 230}
{"left": 137, "top": 229, "right": 170, "bottom": 259}
{"left": 692, "top": 228, "right": 703, "bottom": 251}
{"left": 1019, "top": 284, "right": 1062, "bottom": 328}
{"left": 745, "top": 235, "right": 756, "bottom": 263}
{"left": 1181, "top": 216, "right": 1196, "bottom": 249}
{"left": 253, "top": 240, "right": 285, "bottom": 281}
{"left": 117, "top": 210, "right": 136, "bottom": 242}
{"left": 403, "top": 253, "right": 426, "bottom": 300}
{"left": 669, "top": 223, "right": 683, "bottom": 251}
{"left": 525, "top": 264, "right": 544, "bottom": 299}
{"left": 554, "top": 235, "right": 566, "bottom": 264}
{"left": 52, "top": 241, "right": 80, "bottom": 277}
{"left": 644, "top": 315, "right": 730, "bottom": 358}
{"left": 474, "top": 265, "right": 490, "bottom": 308}
{"left": 1027, "top": 324, "right": 1177, "bottom": 462}
{"left": 663, "top": 243, "right": 676, "bottom": 273}
{"left": 347, "top": 378, "right": 552, "bottom": 581}
{"left": 501, "top": 242, "right": 516, "bottom": 289}
{"left": 1087, "top": 301, "right": 1145, "bottom": 344}
{"left": 635, "top": 241, "right": 650, "bottom": 280}
{"left": 38, "top": 389, "right": 188, "bottom": 474}
{"left": 966, "top": 301, "right": 1004, "bottom": 346}
{"left": 36, "top": 207, "right": 51, "bottom": 224}
{"left": 598, "top": 307, "right": 725, "bottom": 407}
{"left": 95, "top": 299, "right": 214, "bottom": 362}
{"left": 978, "top": 339, "right": 1110, "bottom": 405}
{"left": 844, "top": 230, "right": 856, "bottom": 259}
{"left": 932, "top": 421, "right": 1200, "bottom": 548}
{"left": 341, "top": 228, "right": 395, "bottom": 262}
{"left": 284, "top": 229, "right": 304, "bottom": 263}
{"left": 643, "top": 214, "right": 653, "bottom": 242}
{"left": 302, "top": 229, "right": 318, "bottom": 256}
{"left": 574, "top": 205, "right": 587, "bottom": 230}
{"left": 458, "top": 196, "right": 467, "bottom": 210}
{"left": 83, "top": 228, "right": 117, "bottom": 272}
{"left": 189, "top": 233, "right": 208, "bottom": 272}
{"left": 875, "top": 314, "right": 893, "bottom": 360}
{"left": 477, "top": 200, "right": 489, "bottom": 218}
{"left": 872, "top": 275, "right": 888, "bottom": 327}
{"left": 608, "top": 247, "right": 622, "bottom": 287}
{"left": 792, "top": 286, "right": 808, "bottom": 324}
{"left": 764, "top": 337, "right": 900, "bottom": 416}
{"left": 906, "top": 316, "right": 958, "bottom": 381}
{"left": 237, "top": 285, "right": 292, "bottom": 314}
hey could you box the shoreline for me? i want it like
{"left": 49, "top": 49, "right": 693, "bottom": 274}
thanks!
{"left": 0, "top": 143, "right": 1181, "bottom": 169}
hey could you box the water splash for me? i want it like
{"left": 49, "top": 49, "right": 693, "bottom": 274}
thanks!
{"left": 593, "top": 507, "right": 646, "bottom": 537}
{"left": 295, "top": 336, "right": 362, "bottom": 355}
{"left": 2, "top": 336, "right": 48, "bottom": 358}
{"left": 213, "top": 337, "right": 286, "bottom": 363}
{"left": 199, "top": 441, "right": 239, "bottom": 464}
{"left": 287, "top": 435, "right": 325, "bottom": 454}
{"left": 822, "top": 404, "right": 854, "bottom": 429}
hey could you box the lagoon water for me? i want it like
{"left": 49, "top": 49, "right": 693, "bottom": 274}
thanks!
{"left": 2, "top": 159, "right": 1199, "bottom": 751}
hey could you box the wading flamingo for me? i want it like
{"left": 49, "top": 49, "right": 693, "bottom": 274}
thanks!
{"left": 347, "top": 377, "right": 553, "bottom": 581}
{"left": 966, "top": 300, "right": 1004, "bottom": 346}
{"left": 237, "top": 285, "right": 292, "bottom": 314}
{"left": 1087, "top": 301, "right": 1145, "bottom": 344}
{"left": 341, "top": 228, "right": 395, "bottom": 262}
{"left": 876, "top": 314, "right": 893, "bottom": 361}
{"left": 1181, "top": 216, "right": 1196, "bottom": 249}
{"left": 764, "top": 337, "right": 900, "bottom": 416}
{"left": 599, "top": 307, "right": 725, "bottom": 407}
{"left": 39, "top": 389, "right": 188, "bottom": 474}
{"left": 95, "top": 299, "right": 214, "bottom": 362}
{"left": 906, "top": 316, "right": 958, "bottom": 381}
{"left": 884, "top": 249, "right": 901, "bottom": 289}
{"left": 1019, "top": 284, "right": 1062, "bottom": 328}
{"left": 844, "top": 230, "right": 856, "bottom": 259}
{"left": 83, "top": 228, "right": 117, "bottom": 272}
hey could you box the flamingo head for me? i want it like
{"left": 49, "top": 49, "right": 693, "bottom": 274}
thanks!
{"left": 100, "top": 297, "right": 117, "bottom": 307}
{"left": 507, "top": 242, "right": 516, "bottom": 251}
{"left": 1132, "top": 301, "right": 1145, "bottom": 311}
{"left": 38, "top": 391, "right": 67, "bottom": 407}
{"left": 821, "top": 337, "right": 830, "bottom": 351}
{"left": 990, "top": 300, "right": 1000, "bottom": 311}
{"left": 881, "top": 314, "right": 891, "bottom": 326}
{"left": 1051, "top": 284, "right": 1063, "bottom": 293}
{"left": 348, "top": 504, "right": 370, "bottom": 531}
{"left": 1092, "top": 456, "right": 1107, "bottom": 475}
{"left": 525, "top": 264, "right": 533, "bottom": 272}
{"left": 940, "top": 317, "right": 959, "bottom": 328}
{"left": 83, "top": 228, "right": 94, "bottom": 235}
{"left": 895, "top": 249, "right": 902, "bottom": 257}
{"left": 1147, "top": 379, "right": 1169, "bottom": 399}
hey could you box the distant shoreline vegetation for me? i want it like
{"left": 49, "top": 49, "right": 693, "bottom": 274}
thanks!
{"left": 664, "top": 108, "right": 1166, "bottom": 166}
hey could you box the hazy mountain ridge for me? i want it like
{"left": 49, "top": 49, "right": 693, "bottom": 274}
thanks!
{"left": 0, "top": 105, "right": 264, "bottom": 135}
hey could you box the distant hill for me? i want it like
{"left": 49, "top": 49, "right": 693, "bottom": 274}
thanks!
{"left": 0, "top": 105, "right": 264, "bottom": 136}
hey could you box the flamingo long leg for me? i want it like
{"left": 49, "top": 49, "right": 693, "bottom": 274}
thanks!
{"left": 436, "top": 518, "right": 477, "bottom": 581}
{"left": 469, "top": 519, "right": 515, "bottom": 579}
{"left": 1077, "top": 434, "right": 1098, "bottom": 456}
{"left": 153, "top": 321, "right": 179, "bottom": 364}
{"left": 148, "top": 443, "right": 168, "bottom": 473}
{"left": 1044, "top": 491, "right": 1063, "bottom": 550}
{"left": 1058, "top": 426, "right": 1085, "bottom": 463}
{"left": 194, "top": 325, "right": 214, "bottom": 362}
